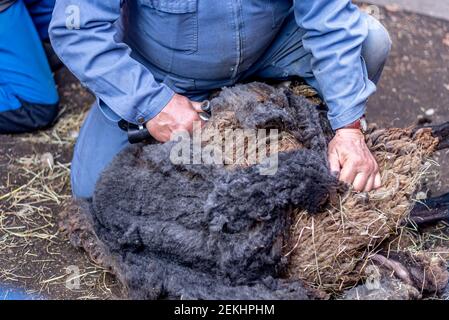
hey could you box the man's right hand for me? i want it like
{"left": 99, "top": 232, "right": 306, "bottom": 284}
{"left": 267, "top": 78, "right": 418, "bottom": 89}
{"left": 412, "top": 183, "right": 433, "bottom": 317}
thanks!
{"left": 146, "top": 93, "right": 203, "bottom": 142}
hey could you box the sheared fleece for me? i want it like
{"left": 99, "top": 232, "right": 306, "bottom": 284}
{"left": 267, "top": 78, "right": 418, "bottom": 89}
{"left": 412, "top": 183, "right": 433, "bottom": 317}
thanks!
{"left": 79, "top": 83, "right": 338, "bottom": 299}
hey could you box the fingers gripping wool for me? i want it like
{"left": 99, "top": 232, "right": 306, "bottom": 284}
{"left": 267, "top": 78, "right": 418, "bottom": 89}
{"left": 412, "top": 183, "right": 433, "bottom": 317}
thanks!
{"left": 81, "top": 82, "right": 337, "bottom": 299}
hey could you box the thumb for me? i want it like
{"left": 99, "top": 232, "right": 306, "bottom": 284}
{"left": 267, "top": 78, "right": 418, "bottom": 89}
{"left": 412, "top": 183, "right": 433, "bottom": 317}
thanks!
{"left": 328, "top": 150, "right": 341, "bottom": 178}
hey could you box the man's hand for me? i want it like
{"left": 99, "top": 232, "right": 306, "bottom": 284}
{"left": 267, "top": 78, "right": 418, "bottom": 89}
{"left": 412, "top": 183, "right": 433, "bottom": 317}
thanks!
{"left": 146, "top": 94, "right": 203, "bottom": 142}
{"left": 328, "top": 128, "right": 382, "bottom": 192}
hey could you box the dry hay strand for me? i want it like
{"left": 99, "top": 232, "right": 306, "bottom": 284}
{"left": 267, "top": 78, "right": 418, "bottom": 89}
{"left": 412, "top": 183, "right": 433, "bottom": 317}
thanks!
{"left": 0, "top": 156, "right": 67, "bottom": 285}
{"left": 0, "top": 79, "right": 118, "bottom": 299}
{"left": 385, "top": 220, "right": 449, "bottom": 258}
{"left": 285, "top": 126, "right": 441, "bottom": 291}
{"left": 19, "top": 106, "right": 88, "bottom": 146}
{"left": 0, "top": 155, "right": 117, "bottom": 298}
{"left": 0, "top": 155, "right": 71, "bottom": 247}
{"left": 19, "top": 82, "right": 91, "bottom": 146}
{"left": 0, "top": 81, "right": 89, "bottom": 245}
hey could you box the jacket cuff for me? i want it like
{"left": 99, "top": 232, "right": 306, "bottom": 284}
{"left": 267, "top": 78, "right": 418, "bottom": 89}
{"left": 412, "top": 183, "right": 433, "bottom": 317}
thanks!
{"left": 134, "top": 84, "right": 175, "bottom": 124}
{"left": 111, "top": 84, "right": 175, "bottom": 125}
{"left": 328, "top": 103, "right": 366, "bottom": 130}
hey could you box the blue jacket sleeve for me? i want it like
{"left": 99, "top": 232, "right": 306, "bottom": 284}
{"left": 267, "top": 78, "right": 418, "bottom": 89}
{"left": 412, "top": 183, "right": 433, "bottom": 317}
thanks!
{"left": 49, "top": 0, "right": 175, "bottom": 124}
{"left": 293, "top": 0, "right": 377, "bottom": 129}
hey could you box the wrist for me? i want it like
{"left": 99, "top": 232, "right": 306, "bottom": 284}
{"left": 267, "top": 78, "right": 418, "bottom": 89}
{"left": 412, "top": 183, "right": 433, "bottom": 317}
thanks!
{"left": 337, "top": 115, "right": 368, "bottom": 134}
{"left": 335, "top": 128, "right": 365, "bottom": 139}
{"left": 136, "top": 85, "right": 175, "bottom": 125}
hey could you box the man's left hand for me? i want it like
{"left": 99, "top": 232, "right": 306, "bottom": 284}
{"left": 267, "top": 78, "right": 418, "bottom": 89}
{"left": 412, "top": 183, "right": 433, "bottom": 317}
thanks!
{"left": 328, "top": 128, "right": 382, "bottom": 192}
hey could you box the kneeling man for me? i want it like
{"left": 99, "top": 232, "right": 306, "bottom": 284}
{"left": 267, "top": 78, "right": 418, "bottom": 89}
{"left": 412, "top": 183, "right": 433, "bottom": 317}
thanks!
{"left": 49, "top": 0, "right": 391, "bottom": 198}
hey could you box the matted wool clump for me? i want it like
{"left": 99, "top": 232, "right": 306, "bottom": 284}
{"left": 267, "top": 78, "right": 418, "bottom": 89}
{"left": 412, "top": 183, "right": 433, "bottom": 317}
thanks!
{"left": 286, "top": 127, "right": 439, "bottom": 291}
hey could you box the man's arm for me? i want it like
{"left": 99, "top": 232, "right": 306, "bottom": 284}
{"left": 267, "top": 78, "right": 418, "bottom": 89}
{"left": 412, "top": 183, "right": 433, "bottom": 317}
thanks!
{"left": 49, "top": 0, "right": 201, "bottom": 140}
{"left": 294, "top": 0, "right": 375, "bottom": 129}
{"left": 294, "top": 0, "right": 381, "bottom": 191}
{"left": 49, "top": 0, "right": 175, "bottom": 124}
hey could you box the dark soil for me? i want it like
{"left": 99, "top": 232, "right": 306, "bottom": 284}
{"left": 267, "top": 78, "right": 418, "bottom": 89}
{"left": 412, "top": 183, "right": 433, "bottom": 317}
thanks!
{"left": 0, "top": 7, "right": 448, "bottom": 299}
{"left": 0, "top": 70, "right": 122, "bottom": 300}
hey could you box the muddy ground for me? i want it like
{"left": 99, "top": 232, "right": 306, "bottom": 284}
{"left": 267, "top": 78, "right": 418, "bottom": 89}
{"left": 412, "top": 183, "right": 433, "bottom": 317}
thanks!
{"left": 0, "top": 7, "right": 448, "bottom": 299}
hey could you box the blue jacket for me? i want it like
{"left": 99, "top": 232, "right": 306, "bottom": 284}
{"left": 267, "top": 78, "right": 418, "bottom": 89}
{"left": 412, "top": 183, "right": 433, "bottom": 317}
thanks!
{"left": 49, "top": 0, "right": 375, "bottom": 129}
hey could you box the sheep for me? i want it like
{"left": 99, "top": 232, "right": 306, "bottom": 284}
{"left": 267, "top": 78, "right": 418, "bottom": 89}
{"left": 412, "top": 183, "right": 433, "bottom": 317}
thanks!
{"left": 62, "top": 82, "right": 449, "bottom": 299}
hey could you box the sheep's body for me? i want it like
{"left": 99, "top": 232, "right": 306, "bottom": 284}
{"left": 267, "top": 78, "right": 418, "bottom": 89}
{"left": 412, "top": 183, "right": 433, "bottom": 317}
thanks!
{"left": 63, "top": 82, "right": 448, "bottom": 299}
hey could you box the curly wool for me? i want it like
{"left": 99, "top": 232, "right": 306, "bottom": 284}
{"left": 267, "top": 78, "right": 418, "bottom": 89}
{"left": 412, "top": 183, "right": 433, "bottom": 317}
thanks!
{"left": 76, "top": 83, "right": 337, "bottom": 300}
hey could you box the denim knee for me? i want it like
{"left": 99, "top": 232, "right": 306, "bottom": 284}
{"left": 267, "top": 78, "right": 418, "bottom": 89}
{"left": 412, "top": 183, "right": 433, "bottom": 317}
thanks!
{"left": 362, "top": 15, "right": 392, "bottom": 82}
{"left": 70, "top": 102, "right": 130, "bottom": 199}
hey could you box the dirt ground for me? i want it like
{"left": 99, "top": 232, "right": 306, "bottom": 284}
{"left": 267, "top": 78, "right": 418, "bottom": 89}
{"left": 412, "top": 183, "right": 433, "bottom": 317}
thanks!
{"left": 0, "top": 7, "right": 448, "bottom": 299}
{"left": 0, "top": 70, "right": 121, "bottom": 300}
{"left": 362, "top": 5, "right": 449, "bottom": 196}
